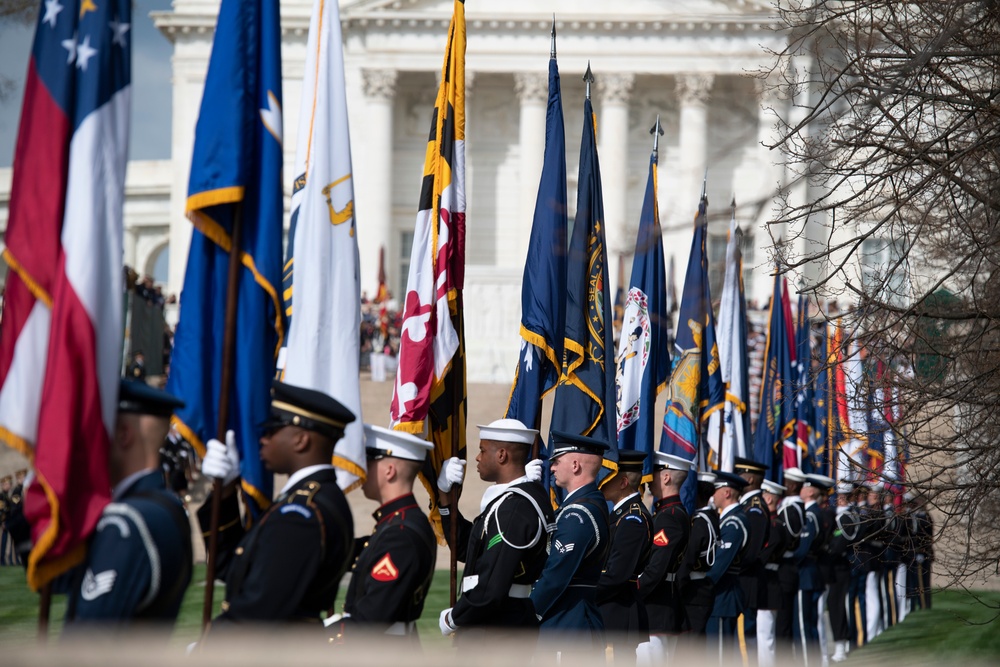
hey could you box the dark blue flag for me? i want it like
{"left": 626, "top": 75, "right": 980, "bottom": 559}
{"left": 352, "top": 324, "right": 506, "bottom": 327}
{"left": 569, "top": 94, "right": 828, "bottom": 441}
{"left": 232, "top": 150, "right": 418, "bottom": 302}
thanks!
{"left": 661, "top": 196, "right": 725, "bottom": 511}
{"left": 753, "top": 272, "right": 796, "bottom": 483}
{"left": 794, "top": 295, "right": 814, "bottom": 472}
{"left": 506, "top": 55, "right": 567, "bottom": 432}
{"left": 167, "top": 0, "right": 285, "bottom": 516}
{"left": 550, "top": 96, "right": 617, "bottom": 480}
{"left": 615, "top": 150, "right": 669, "bottom": 484}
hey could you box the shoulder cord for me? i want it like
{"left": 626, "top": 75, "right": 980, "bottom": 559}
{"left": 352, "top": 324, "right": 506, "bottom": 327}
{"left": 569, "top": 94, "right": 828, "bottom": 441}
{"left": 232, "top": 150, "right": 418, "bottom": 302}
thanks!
{"left": 838, "top": 510, "right": 861, "bottom": 542}
{"left": 556, "top": 502, "right": 601, "bottom": 557}
{"left": 483, "top": 489, "right": 547, "bottom": 551}
{"left": 698, "top": 511, "right": 718, "bottom": 567}
{"left": 721, "top": 515, "right": 749, "bottom": 550}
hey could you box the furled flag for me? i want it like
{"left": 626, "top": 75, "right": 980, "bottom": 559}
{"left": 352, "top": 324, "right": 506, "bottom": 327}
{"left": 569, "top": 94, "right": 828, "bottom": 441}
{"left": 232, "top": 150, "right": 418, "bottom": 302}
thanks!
{"left": 615, "top": 127, "right": 670, "bottom": 484}
{"left": 708, "top": 204, "right": 750, "bottom": 472}
{"left": 389, "top": 0, "right": 467, "bottom": 514}
{"left": 753, "top": 272, "right": 797, "bottom": 483}
{"left": 811, "top": 321, "right": 833, "bottom": 477}
{"left": 505, "top": 39, "right": 567, "bottom": 432}
{"left": 790, "top": 294, "right": 814, "bottom": 471}
{"left": 279, "top": 0, "right": 364, "bottom": 491}
{"left": 0, "top": 0, "right": 130, "bottom": 590}
{"left": 831, "top": 318, "right": 855, "bottom": 481}
{"left": 167, "top": 0, "right": 285, "bottom": 516}
{"left": 843, "top": 334, "right": 869, "bottom": 477}
{"left": 661, "top": 193, "right": 725, "bottom": 511}
{"left": 550, "top": 77, "right": 618, "bottom": 480}
{"left": 881, "top": 364, "right": 903, "bottom": 485}
{"left": 865, "top": 359, "right": 887, "bottom": 481}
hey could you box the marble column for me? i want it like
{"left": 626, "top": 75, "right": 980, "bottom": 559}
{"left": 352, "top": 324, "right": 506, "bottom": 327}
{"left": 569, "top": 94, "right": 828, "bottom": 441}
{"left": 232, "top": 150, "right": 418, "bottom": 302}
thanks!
{"left": 755, "top": 73, "right": 788, "bottom": 303}
{"left": 598, "top": 73, "right": 635, "bottom": 289}
{"left": 514, "top": 71, "right": 548, "bottom": 265}
{"left": 358, "top": 68, "right": 398, "bottom": 298}
{"left": 676, "top": 73, "right": 714, "bottom": 213}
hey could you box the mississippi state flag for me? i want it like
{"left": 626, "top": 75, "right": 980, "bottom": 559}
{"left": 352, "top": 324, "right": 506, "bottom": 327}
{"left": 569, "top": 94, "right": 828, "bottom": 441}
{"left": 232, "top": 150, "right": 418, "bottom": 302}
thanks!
{"left": 0, "top": 0, "right": 130, "bottom": 590}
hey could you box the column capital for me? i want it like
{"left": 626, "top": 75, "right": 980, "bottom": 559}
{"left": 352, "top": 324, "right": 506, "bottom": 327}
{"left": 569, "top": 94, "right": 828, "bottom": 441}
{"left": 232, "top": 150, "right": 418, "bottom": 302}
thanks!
{"left": 676, "top": 73, "right": 715, "bottom": 106}
{"left": 514, "top": 71, "right": 548, "bottom": 104}
{"left": 362, "top": 68, "right": 398, "bottom": 101}
{"left": 598, "top": 72, "right": 636, "bottom": 105}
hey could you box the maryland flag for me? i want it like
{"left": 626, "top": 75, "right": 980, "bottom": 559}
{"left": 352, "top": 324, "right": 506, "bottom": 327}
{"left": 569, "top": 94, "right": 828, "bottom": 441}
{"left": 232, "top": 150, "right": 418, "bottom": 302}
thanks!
{"left": 389, "top": 0, "right": 466, "bottom": 523}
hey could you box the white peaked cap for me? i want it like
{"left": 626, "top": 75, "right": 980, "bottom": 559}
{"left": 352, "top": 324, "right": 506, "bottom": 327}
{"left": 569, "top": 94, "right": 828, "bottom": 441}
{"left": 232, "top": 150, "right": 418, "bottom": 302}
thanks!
{"left": 653, "top": 452, "right": 696, "bottom": 471}
{"left": 363, "top": 424, "right": 433, "bottom": 462}
{"left": 783, "top": 467, "right": 807, "bottom": 483}
{"left": 762, "top": 479, "right": 787, "bottom": 495}
{"left": 477, "top": 418, "right": 538, "bottom": 446}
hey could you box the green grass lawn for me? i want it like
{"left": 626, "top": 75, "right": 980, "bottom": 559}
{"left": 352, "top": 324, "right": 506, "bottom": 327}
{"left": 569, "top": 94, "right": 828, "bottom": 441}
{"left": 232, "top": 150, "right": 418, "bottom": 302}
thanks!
{"left": 2, "top": 564, "right": 998, "bottom": 660}
{"left": 0, "top": 564, "right": 454, "bottom": 647}
{"left": 849, "top": 588, "right": 1000, "bottom": 664}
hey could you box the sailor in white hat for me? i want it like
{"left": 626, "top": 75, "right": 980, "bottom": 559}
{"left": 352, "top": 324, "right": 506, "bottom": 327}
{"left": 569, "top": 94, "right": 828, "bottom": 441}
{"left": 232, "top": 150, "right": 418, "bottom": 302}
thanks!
{"left": 775, "top": 468, "right": 807, "bottom": 646}
{"left": 436, "top": 419, "right": 551, "bottom": 648}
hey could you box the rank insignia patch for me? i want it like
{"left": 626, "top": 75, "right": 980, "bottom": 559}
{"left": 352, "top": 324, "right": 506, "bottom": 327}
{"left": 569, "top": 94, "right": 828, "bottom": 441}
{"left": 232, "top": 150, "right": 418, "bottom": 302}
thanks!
{"left": 653, "top": 529, "right": 669, "bottom": 547}
{"left": 371, "top": 553, "right": 399, "bottom": 581}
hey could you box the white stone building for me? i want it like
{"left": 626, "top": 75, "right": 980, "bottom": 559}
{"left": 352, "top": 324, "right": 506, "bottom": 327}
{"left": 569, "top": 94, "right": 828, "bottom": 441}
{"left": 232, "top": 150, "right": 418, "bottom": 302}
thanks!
{"left": 1, "top": 0, "right": 807, "bottom": 383}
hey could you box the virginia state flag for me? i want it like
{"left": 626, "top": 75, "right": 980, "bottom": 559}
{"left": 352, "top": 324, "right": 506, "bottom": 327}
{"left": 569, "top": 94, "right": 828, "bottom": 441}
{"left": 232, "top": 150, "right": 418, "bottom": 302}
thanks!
{"left": 709, "top": 209, "right": 750, "bottom": 472}
{"left": 661, "top": 195, "right": 725, "bottom": 510}
{"left": 505, "top": 54, "right": 567, "bottom": 431}
{"left": 0, "top": 0, "right": 130, "bottom": 590}
{"left": 550, "top": 95, "right": 617, "bottom": 476}
{"left": 615, "top": 150, "right": 669, "bottom": 483}
{"left": 753, "top": 272, "right": 797, "bottom": 483}
{"left": 279, "top": 0, "right": 365, "bottom": 491}
{"left": 167, "top": 0, "right": 285, "bottom": 515}
{"left": 390, "top": 0, "right": 467, "bottom": 520}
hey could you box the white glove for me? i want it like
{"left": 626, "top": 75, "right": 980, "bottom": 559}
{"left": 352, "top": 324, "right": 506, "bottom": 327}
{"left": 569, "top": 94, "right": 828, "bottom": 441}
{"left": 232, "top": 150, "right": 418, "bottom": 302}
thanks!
{"left": 202, "top": 429, "right": 240, "bottom": 485}
{"left": 437, "top": 457, "right": 466, "bottom": 493}
{"left": 439, "top": 608, "right": 458, "bottom": 636}
{"left": 525, "top": 458, "right": 544, "bottom": 483}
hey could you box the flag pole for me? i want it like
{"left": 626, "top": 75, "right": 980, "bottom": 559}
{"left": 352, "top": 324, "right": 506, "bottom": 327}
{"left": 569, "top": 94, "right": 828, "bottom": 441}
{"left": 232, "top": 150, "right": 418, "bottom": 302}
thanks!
{"left": 448, "top": 291, "right": 465, "bottom": 607}
{"left": 38, "top": 583, "right": 52, "bottom": 642}
{"left": 202, "top": 204, "right": 245, "bottom": 631}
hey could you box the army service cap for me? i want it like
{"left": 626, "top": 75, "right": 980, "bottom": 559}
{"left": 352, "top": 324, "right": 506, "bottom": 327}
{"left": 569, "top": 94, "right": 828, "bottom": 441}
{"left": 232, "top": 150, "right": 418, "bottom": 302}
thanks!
{"left": 733, "top": 456, "right": 768, "bottom": 476}
{"left": 266, "top": 380, "right": 355, "bottom": 440}
{"left": 616, "top": 449, "right": 648, "bottom": 473}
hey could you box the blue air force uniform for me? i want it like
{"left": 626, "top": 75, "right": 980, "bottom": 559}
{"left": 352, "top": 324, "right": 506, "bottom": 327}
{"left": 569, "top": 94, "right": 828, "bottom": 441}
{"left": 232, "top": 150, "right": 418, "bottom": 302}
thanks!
{"left": 705, "top": 471, "right": 752, "bottom": 663}
{"left": 531, "top": 432, "right": 610, "bottom": 648}
{"left": 67, "top": 469, "right": 193, "bottom": 625}
{"left": 65, "top": 380, "right": 193, "bottom": 628}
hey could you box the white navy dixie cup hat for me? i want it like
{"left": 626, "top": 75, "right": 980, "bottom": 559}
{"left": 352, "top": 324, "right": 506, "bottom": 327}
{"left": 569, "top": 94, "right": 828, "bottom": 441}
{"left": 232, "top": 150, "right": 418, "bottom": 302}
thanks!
{"left": 477, "top": 418, "right": 538, "bottom": 445}
{"left": 653, "top": 451, "right": 696, "bottom": 471}
{"left": 783, "top": 467, "right": 807, "bottom": 483}
{"left": 761, "top": 479, "right": 787, "bottom": 495}
{"left": 697, "top": 471, "right": 717, "bottom": 484}
{"left": 363, "top": 424, "right": 433, "bottom": 462}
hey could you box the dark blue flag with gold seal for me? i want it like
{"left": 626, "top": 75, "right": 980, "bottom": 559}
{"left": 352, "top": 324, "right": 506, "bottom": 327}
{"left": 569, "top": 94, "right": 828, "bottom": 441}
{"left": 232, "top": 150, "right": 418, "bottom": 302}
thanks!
{"left": 166, "top": 0, "right": 285, "bottom": 517}
{"left": 661, "top": 193, "right": 725, "bottom": 511}
{"left": 811, "top": 321, "right": 832, "bottom": 476}
{"left": 753, "top": 271, "right": 796, "bottom": 483}
{"left": 549, "top": 75, "right": 617, "bottom": 481}
{"left": 505, "top": 41, "right": 567, "bottom": 432}
{"left": 615, "top": 126, "right": 670, "bottom": 485}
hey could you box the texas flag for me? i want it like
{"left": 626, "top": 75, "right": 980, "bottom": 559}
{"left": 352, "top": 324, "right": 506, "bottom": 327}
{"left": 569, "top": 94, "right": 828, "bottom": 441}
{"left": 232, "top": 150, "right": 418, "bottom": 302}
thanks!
{"left": 0, "top": 0, "right": 130, "bottom": 590}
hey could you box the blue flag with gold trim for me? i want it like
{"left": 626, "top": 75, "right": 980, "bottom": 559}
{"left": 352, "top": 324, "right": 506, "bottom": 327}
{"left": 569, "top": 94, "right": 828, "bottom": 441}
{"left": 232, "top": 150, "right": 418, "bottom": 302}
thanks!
{"left": 753, "top": 272, "right": 796, "bottom": 483}
{"left": 550, "top": 96, "right": 617, "bottom": 478}
{"left": 167, "top": 0, "right": 285, "bottom": 516}
{"left": 615, "top": 151, "right": 669, "bottom": 483}
{"left": 505, "top": 55, "right": 566, "bottom": 431}
{"left": 661, "top": 196, "right": 725, "bottom": 511}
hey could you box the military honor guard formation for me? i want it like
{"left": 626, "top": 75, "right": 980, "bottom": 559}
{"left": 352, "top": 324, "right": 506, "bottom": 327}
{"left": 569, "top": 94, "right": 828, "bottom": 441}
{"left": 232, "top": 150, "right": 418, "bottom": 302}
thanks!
{"left": 0, "top": 0, "right": 935, "bottom": 664}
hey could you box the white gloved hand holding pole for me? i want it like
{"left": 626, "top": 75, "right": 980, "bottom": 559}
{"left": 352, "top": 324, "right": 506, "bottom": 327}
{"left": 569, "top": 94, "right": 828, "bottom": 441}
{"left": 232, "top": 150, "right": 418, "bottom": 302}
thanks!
{"left": 202, "top": 429, "right": 240, "bottom": 485}
{"left": 437, "top": 457, "right": 466, "bottom": 493}
{"left": 524, "top": 458, "right": 544, "bottom": 483}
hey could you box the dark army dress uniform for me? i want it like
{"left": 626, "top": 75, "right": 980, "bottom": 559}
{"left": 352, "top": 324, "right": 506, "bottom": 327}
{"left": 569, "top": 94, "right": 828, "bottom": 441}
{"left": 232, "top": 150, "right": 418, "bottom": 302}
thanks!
{"left": 441, "top": 478, "right": 554, "bottom": 639}
{"left": 531, "top": 432, "right": 610, "bottom": 648}
{"left": 679, "top": 473, "right": 721, "bottom": 635}
{"left": 342, "top": 493, "right": 436, "bottom": 635}
{"left": 66, "top": 381, "right": 193, "bottom": 627}
{"left": 598, "top": 484, "right": 653, "bottom": 648}
{"left": 200, "top": 382, "right": 355, "bottom": 629}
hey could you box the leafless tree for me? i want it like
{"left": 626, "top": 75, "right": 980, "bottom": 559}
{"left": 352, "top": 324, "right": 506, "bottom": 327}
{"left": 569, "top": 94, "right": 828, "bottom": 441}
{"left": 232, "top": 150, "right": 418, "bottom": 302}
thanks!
{"left": 762, "top": 0, "right": 1000, "bottom": 588}
{"left": 0, "top": 0, "right": 36, "bottom": 102}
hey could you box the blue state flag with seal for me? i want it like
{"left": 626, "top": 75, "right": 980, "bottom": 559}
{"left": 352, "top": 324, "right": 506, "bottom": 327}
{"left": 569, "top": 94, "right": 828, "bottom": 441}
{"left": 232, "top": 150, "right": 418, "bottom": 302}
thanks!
{"left": 753, "top": 271, "right": 796, "bottom": 483}
{"left": 505, "top": 54, "right": 567, "bottom": 433}
{"left": 661, "top": 194, "right": 725, "bottom": 511}
{"left": 167, "top": 0, "right": 285, "bottom": 517}
{"left": 550, "top": 93, "right": 618, "bottom": 482}
{"left": 615, "top": 146, "right": 670, "bottom": 484}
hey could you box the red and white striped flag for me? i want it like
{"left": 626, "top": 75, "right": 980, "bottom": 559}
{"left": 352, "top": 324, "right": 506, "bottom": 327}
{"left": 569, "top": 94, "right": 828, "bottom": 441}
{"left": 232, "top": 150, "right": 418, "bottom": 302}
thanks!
{"left": 0, "top": 0, "right": 129, "bottom": 590}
